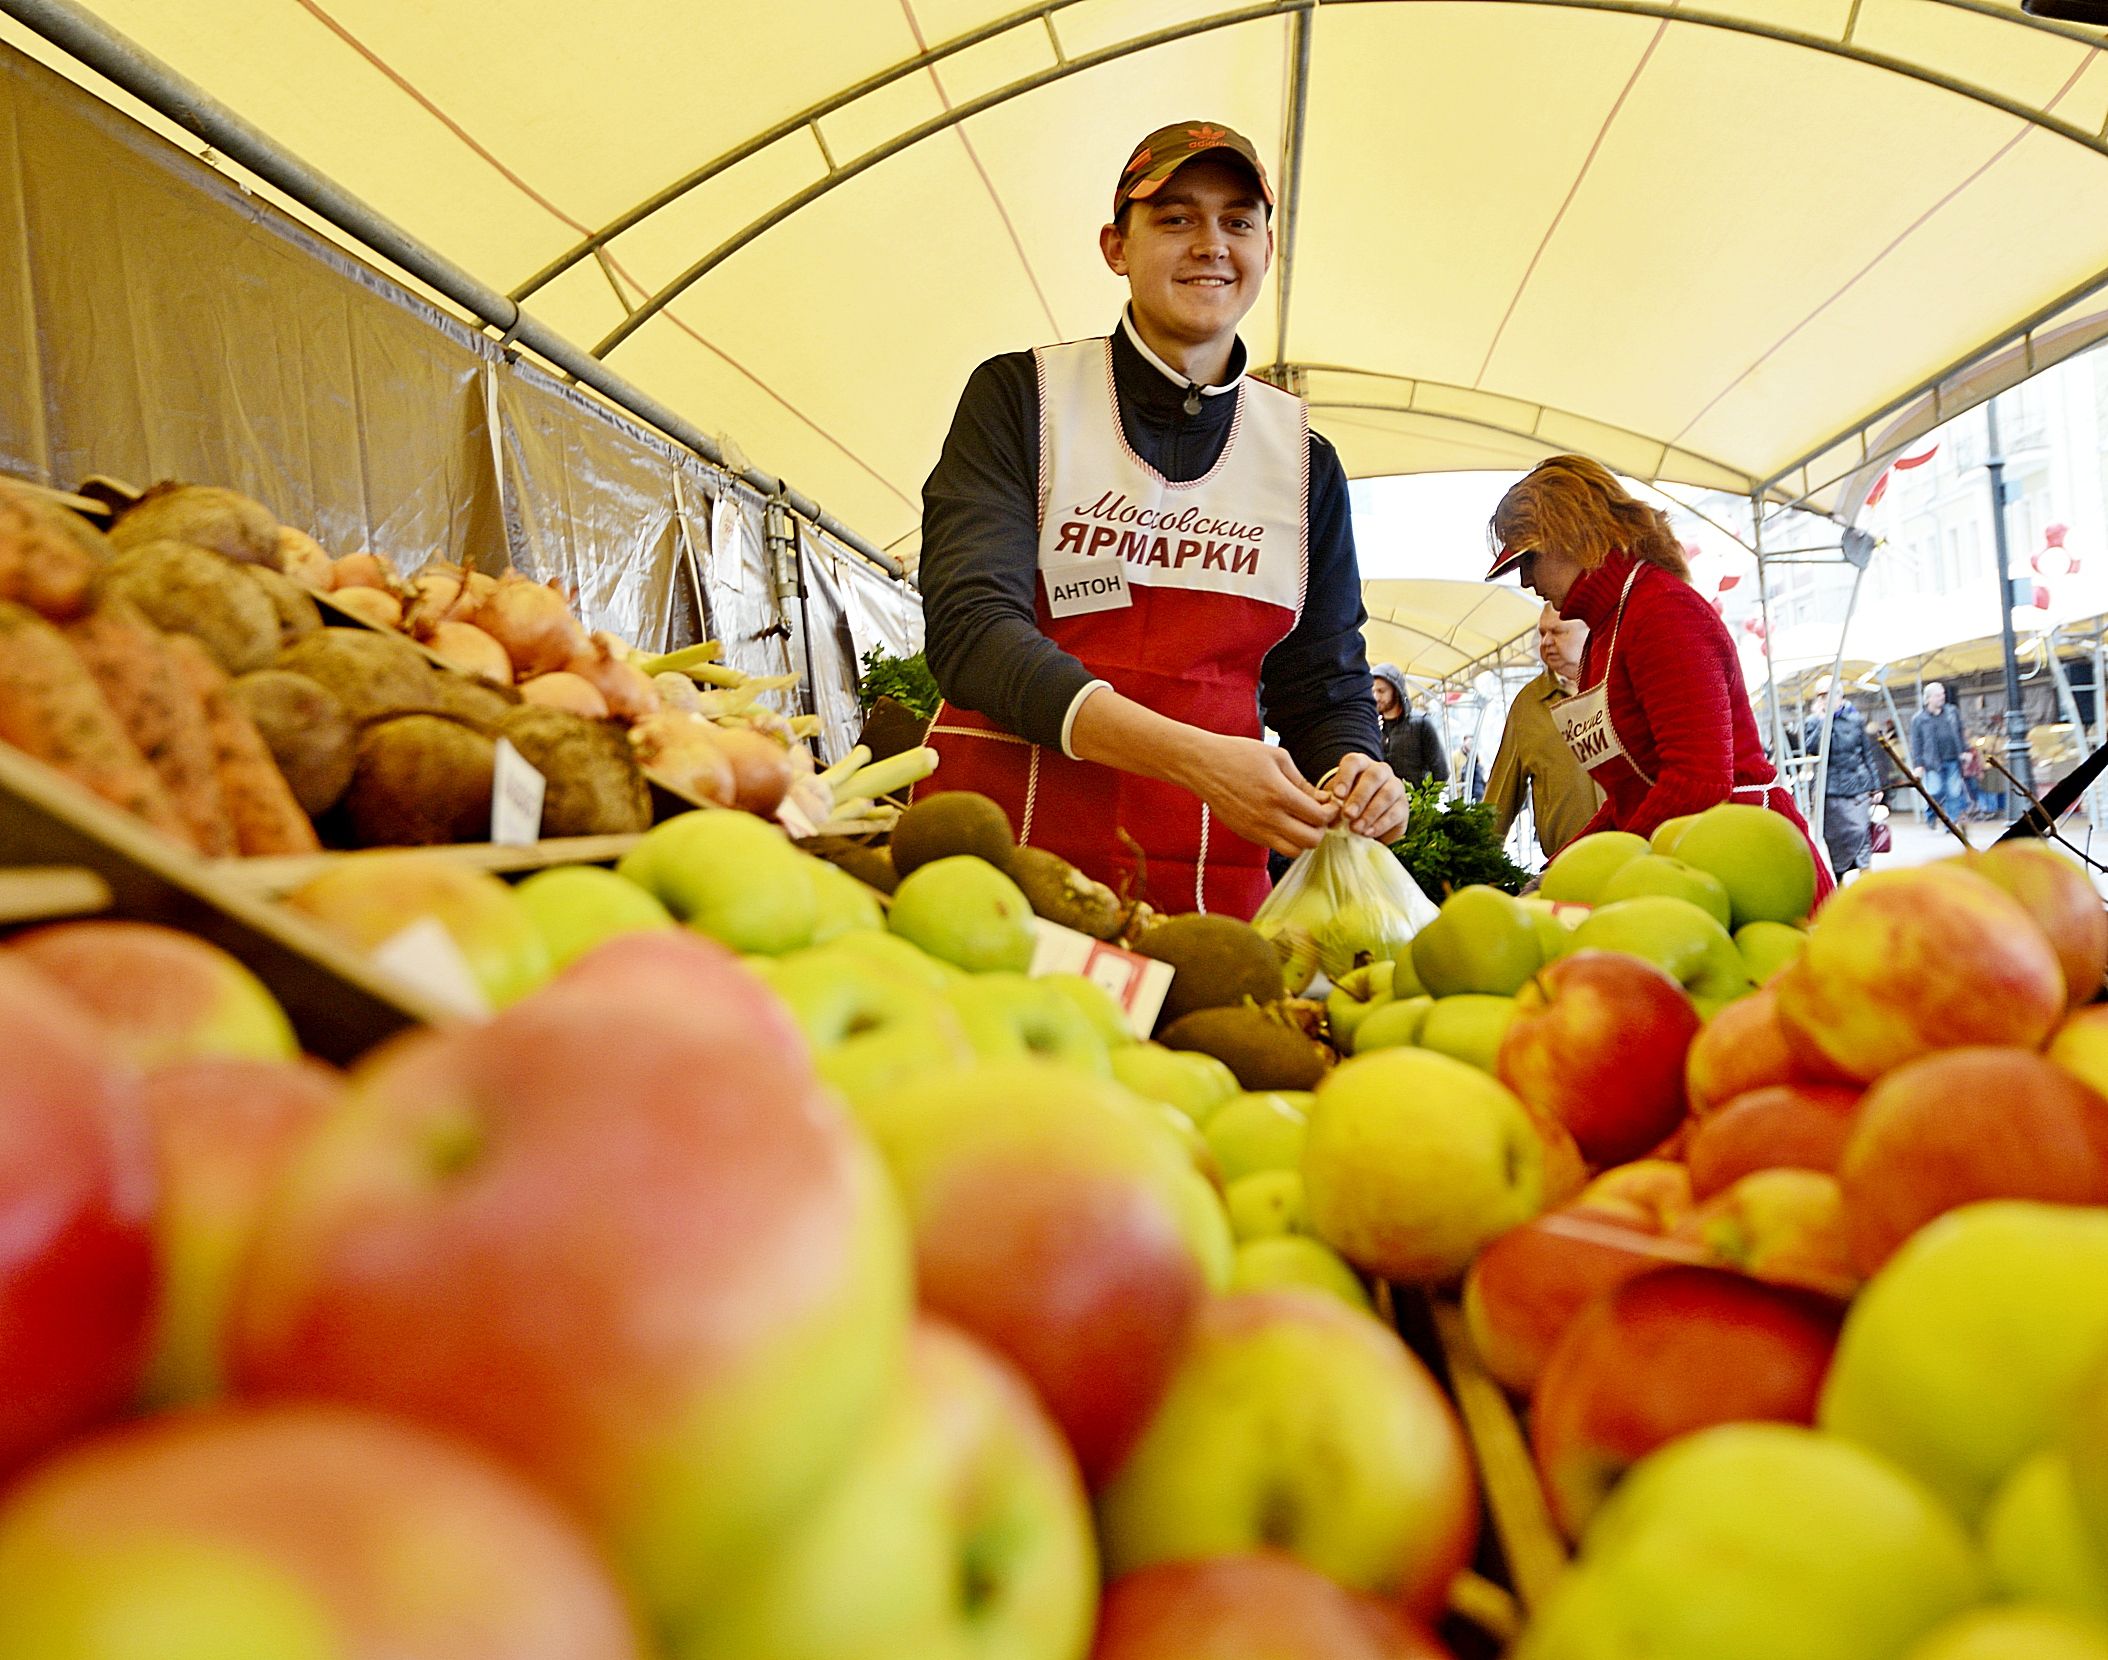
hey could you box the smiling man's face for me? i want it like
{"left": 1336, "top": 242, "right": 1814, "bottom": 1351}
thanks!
{"left": 1101, "top": 155, "right": 1271, "bottom": 369}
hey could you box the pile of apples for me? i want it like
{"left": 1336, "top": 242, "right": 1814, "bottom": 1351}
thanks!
{"left": 1316, "top": 798, "right": 2108, "bottom": 1659}
{"left": 0, "top": 810, "right": 1500, "bottom": 1658}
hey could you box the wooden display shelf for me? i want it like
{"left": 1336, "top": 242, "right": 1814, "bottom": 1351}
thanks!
{"left": 0, "top": 864, "right": 113, "bottom": 925}
{"left": 216, "top": 833, "right": 643, "bottom": 900}
{"left": 0, "top": 742, "right": 449, "bottom": 1063}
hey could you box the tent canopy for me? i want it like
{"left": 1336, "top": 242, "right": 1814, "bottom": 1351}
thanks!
{"left": 1361, "top": 577, "right": 1544, "bottom": 681}
{"left": 6, "top": 1, "right": 2108, "bottom": 565}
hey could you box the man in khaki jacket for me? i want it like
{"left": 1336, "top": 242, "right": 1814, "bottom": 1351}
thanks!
{"left": 1485, "top": 605, "right": 1604, "bottom": 860}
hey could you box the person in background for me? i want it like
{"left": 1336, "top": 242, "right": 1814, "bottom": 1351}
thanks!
{"left": 1969, "top": 726, "right": 2009, "bottom": 819}
{"left": 1455, "top": 736, "right": 1485, "bottom": 802}
{"left": 1908, "top": 682, "right": 1968, "bottom": 826}
{"left": 1371, "top": 664, "right": 1449, "bottom": 787}
{"left": 1487, "top": 455, "right": 1834, "bottom": 904}
{"left": 1801, "top": 678, "right": 1882, "bottom": 881}
{"left": 1486, "top": 604, "right": 1604, "bottom": 860}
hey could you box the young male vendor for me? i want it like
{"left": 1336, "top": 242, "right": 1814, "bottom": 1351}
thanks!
{"left": 917, "top": 120, "right": 1404, "bottom": 918}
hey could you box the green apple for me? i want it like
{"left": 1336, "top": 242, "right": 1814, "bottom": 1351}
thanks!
{"left": 1302, "top": 1047, "right": 1545, "bottom": 1282}
{"left": 1095, "top": 1291, "right": 1479, "bottom": 1622}
{"left": 943, "top": 973, "right": 1110, "bottom": 1074}
{"left": 806, "top": 857, "right": 886, "bottom": 945}
{"left": 514, "top": 865, "right": 675, "bottom": 970}
{"left": 887, "top": 856, "right": 1037, "bottom": 974}
{"left": 616, "top": 810, "right": 818, "bottom": 955}
{"left": 1736, "top": 919, "right": 1809, "bottom": 985}
{"left": 1901, "top": 1608, "right": 2108, "bottom": 1660}
{"left": 1205, "top": 1092, "right": 1310, "bottom": 1182}
{"left": 1983, "top": 1450, "right": 2108, "bottom": 1618}
{"left": 767, "top": 950, "right": 977, "bottom": 1111}
{"left": 1819, "top": 1201, "right": 2108, "bottom": 1522}
{"left": 1673, "top": 803, "right": 1819, "bottom": 927}
{"left": 1541, "top": 831, "right": 1651, "bottom": 903}
{"left": 1230, "top": 1236, "right": 1373, "bottom": 1314}
{"left": 1142, "top": 1102, "right": 1219, "bottom": 1183}
{"left": 680, "top": 1318, "right": 1097, "bottom": 1660}
{"left": 1517, "top": 1424, "right": 1983, "bottom": 1660}
{"left": 1418, "top": 994, "right": 1518, "bottom": 1074}
{"left": 1519, "top": 897, "right": 1581, "bottom": 963}
{"left": 1570, "top": 895, "right": 1751, "bottom": 1007}
{"left": 1109, "top": 1044, "right": 1240, "bottom": 1127}
{"left": 1039, "top": 973, "right": 1135, "bottom": 1048}
{"left": 2072, "top": 1352, "right": 2108, "bottom": 1602}
{"left": 1411, "top": 885, "right": 1543, "bottom": 997}
{"left": 1598, "top": 854, "right": 1733, "bottom": 931}
{"left": 810, "top": 928, "right": 957, "bottom": 992}
{"left": 1351, "top": 995, "right": 1433, "bottom": 1054}
{"left": 1651, "top": 814, "right": 1700, "bottom": 857}
{"left": 1389, "top": 951, "right": 1427, "bottom": 997}
{"left": 1325, "top": 960, "right": 1397, "bottom": 1050}
{"left": 1168, "top": 1167, "right": 1236, "bottom": 1292}
{"left": 1226, "top": 1171, "right": 1309, "bottom": 1241}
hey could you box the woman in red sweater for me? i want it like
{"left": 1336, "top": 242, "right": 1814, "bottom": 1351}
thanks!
{"left": 1487, "top": 456, "right": 1833, "bottom": 902}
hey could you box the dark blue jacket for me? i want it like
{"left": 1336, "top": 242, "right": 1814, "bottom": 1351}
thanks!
{"left": 1804, "top": 700, "right": 1881, "bottom": 796}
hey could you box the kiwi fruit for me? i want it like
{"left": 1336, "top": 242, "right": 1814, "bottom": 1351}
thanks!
{"left": 1133, "top": 912, "right": 1284, "bottom": 1026}
{"left": 1006, "top": 844, "right": 1122, "bottom": 940}
{"left": 229, "top": 670, "right": 357, "bottom": 816}
{"left": 1158, "top": 1005, "right": 1331, "bottom": 1092}
{"left": 430, "top": 670, "right": 522, "bottom": 727}
{"left": 889, "top": 790, "right": 1015, "bottom": 877}
{"left": 99, "top": 540, "right": 280, "bottom": 675}
{"left": 497, "top": 705, "right": 651, "bottom": 836}
{"left": 110, "top": 483, "right": 280, "bottom": 568}
{"left": 344, "top": 714, "right": 494, "bottom": 846}
{"left": 275, "top": 628, "right": 440, "bottom": 723}
{"left": 246, "top": 565, "right": 323, "bottom": 651}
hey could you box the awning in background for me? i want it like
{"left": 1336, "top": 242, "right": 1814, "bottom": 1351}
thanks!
{"left": 1361, "top": 578, "right": 1544, "bottom": 682}
{"left": 6, "top": 0, "right": 2105, "bottom": 571}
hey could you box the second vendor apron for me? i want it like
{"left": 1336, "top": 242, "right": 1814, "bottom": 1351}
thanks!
{"left": 923, "top": 336, "right": 1309, "bottom": 919}
{"left": 1554, "top": 562, "right": 1835, "bottom": 902}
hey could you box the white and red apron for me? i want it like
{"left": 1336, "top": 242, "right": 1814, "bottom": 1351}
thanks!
{"left": 923, "top": 337, "right": 1309, "bottom": 919}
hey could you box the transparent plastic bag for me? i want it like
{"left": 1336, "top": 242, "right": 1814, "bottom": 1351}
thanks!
{"left": 1252, "top": 826, "right": 1440, "bottom": 993}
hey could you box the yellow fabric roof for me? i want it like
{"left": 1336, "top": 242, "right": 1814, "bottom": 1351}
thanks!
{"left": 9, "top": 2, "right": 2108, "bottom": 564}
{"left": 1362, "top": 577, "right": 1544, "bottom": 680}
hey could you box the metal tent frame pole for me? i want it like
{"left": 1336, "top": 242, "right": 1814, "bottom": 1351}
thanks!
{"left": 0, "top": 0, "right": 909, "bottom": 585}
{"left": 1753, "top": 500, "right": 1792, "bottom": 787}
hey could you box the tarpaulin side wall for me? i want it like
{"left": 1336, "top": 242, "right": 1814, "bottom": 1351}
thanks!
{"left": 0, "top": 39, "right": 920, "bottom": 749}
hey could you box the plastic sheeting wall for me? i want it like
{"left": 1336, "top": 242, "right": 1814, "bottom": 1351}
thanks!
{"left": 0, "top": 41, "right": 918, "bottom": 757}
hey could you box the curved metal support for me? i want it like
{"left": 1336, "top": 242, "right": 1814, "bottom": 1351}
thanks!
{"left": 1272, "top": 9, "right": 1315, "bottom": 369}
{"left": 587, "top": 0, "right": 2108, "bottom": 362}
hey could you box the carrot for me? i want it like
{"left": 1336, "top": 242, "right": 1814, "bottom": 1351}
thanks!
{"left": 0, "top": 481, "right": 99, "bottom": 621}
{"left": 164, "top": 635, "right": 321, "bottom": 857}
{"left": 65, "top": 599, "right": 234, "bottom": 856}
{"left": 0, "top": 599, "right": 191, "bottom": 843}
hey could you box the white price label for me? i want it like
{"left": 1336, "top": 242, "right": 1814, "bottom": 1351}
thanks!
{"left": 712, "top": 495, "right": 745, "bottom": 595}
{"left": 491, "top": 738, "right": 545, "bottom": 847}
{"left": 371, "top": 917, "right": 491, "bottom": 1019}
{"left": 1028, "top": 918, "right": 1174, "bottom": 1038}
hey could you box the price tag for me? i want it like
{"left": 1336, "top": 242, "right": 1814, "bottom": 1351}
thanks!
{"left": 1029, "top": 919, "right": 1174, "bottom": 1038}
{"left": 491, "top": 738, "right": 545, "bottom": 847}
{"left": 712, "top": 494, "right": 745, "bottom": 595}
{"left": 371, "top": 917, "right": 491, "bottom": 1019}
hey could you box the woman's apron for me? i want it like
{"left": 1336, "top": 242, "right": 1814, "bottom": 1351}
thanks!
{"left": 921, "top": 338, "right": 1309, "bottom": 919}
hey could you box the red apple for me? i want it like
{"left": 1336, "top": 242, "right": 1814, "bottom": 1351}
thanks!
{"left": 1577, "top": 1158, "right": 1695, "bottom": 1231}
{"left": 228, "top": 944, "right": 912, "bottom": 1642}
{"left": 1837, "top": 1047, "right": 2108, "bottom": 1273}
{"left": 1498, "top": 950, "right": 1702, "bottom": 1167}
{"left": 1685, "top": 983, "right": 1809, "bottom": 1115}
{"left": 0, "top": 956, "right": 156, "bottom": 1475}
{"left": 1776, "top": 867, "right": 2064, "bottom": 1083}
{"left": 1676, "top": 1168, "right": 1861, "bottom": 1296}
{"left": 1687, "top": 1083, "right": 1864, "bottom": 1201}
{"left": 11, "top": 919, "right": 296, "bottom": 1065}
{"left": 1968, "top": 842, "right": 2108, "bottom": 1013}
{"left": 860, "top": 1059, "right": 1210, "bottom": 1486}
{"left": 139, "top": 1055, "right": 342, "bottom": 1405}
{"left": 1532, "top": 1265, "right": 1840, "bottom": 1537}
{"left": 1462, "top": 1204, "right": 1678, "bottom": 1396}
{"left": 1093, "top": 1553, "right": 1454, "bottom": 1658}
{"left": 0, "top": 1403, "right": 644, "bottom": 1657}
{"left": 1519, "top": 1094, "right": 1589, "bottom": 1206}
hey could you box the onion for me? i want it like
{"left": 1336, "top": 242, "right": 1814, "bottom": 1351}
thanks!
{"left": 427, "top": 622, "right": 513, "bottom": 686}
{"left": 652, "top": 672, "right": 703, "bottom": 712}
{"left": 519, "top": 671, "right": 609, "bottom": 718}
{"left": 330, "top": 552, "right": 401, "bottom": 594}
{"left": 629, "top": 712, "right": 735, "bottom": 805}
{"left": 475, "top": 578, "right": 588, "bottom": 678}
{"left": 404, "top": 564, "right": 471, "bottom": 639}
{"left": 566, "top": 634, "right": 660, "bottom": 722}
{"left": 709, "top": 726, "right": 796, "bottom": 816}
{"left": 328, "top": 586, "right": 403, "bottom": 630}
{"left": 276, "top": 527, "right": 335, "bottom": 592}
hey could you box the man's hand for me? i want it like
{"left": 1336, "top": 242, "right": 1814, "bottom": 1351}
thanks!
{"left": 1189, "top": 736, "right": 1340, "bottom": 856}
{"left": 1328, "top": 751, "right": 1410, "bottom": 842}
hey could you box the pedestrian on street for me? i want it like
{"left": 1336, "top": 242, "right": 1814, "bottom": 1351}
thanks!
{"left": 1908, "top": 682, "right": 1968, "bottom": 826}
{"left": 1802, "top": 678, "right": 1882, "bottom": 880}
{"left": 1371, "top": 664, "right": 1449, "bottom": 787}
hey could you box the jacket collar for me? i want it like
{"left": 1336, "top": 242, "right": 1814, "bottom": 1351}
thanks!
{"left": 1114, "top": 309, "right": 1246, "bottom": 424}
{"left": 1557, "top": 548, "right": 1641, "bottom": 632}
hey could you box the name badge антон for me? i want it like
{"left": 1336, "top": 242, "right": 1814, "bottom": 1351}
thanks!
{"left": 1043, "top": 555, "right": 1132, "bottom": 618}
